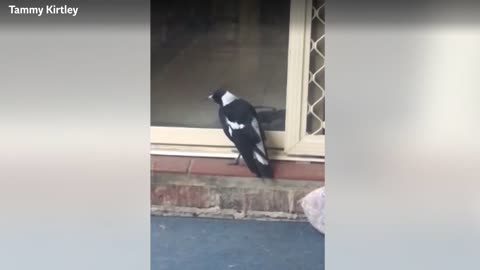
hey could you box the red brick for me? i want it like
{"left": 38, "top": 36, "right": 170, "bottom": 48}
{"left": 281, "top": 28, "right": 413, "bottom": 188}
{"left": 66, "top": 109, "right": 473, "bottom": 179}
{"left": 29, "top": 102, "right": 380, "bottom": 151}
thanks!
{"left": 151, "top": 185, "right": 214, "bottom": 208}
{"left": 246, "top": 190, "right": 290, "bottom": 212}
{"left": 189, "top": 157, "right": 255, "bottom": 178}
{"left": 273, "top": 161, "right": 324, "bottom": 181}
{"left": 151, "top": 156, "right": 325, "bottom": 181}
{"left": 218, "top": 188, "right": 244, "bottom": 212}
{"left": 151, "top": 156, "right": 191, "bottom": 173}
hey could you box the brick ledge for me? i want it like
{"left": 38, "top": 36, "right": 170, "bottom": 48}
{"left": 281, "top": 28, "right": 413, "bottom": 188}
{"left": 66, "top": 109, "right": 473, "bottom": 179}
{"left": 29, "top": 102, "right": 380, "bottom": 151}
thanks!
{"left": 151, "top": 155, "right": 324, "bottom": 181}
{"left": 151, "top": 172, "right": 323, "bottom": 220}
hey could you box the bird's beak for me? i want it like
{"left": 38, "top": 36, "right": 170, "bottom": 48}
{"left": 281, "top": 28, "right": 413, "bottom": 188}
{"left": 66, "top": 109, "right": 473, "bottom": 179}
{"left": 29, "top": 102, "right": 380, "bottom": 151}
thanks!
{"left": 208, "top": 95, "right": 213, "bottom": 100}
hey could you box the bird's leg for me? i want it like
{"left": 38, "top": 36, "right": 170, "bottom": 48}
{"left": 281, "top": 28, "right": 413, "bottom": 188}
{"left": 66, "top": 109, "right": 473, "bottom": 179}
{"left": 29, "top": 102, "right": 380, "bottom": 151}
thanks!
{"left": 228, "top": 154, "right": 242, "bottom": 166}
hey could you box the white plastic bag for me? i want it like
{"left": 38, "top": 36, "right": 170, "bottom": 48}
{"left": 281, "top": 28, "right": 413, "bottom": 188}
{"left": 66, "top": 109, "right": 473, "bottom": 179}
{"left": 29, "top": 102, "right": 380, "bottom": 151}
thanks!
{"left": 300, "top": 186, "right": 325, "bottom": 234}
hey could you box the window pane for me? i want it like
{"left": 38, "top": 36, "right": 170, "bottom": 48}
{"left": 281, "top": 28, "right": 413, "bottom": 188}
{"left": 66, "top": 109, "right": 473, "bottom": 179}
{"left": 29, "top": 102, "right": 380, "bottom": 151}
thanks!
{"left": 151, "top": 0, "right": 290, "bottom": 131}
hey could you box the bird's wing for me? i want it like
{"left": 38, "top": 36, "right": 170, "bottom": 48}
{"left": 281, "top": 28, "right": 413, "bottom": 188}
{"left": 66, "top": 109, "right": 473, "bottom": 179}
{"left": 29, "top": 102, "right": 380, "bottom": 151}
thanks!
{"left": 219, "top": 108, "right": 234, "bottom": 142}
{"left": 250, "top": 106, "right": 267, "bottom": 142}
{"left": 227, "top": 116, "right": 269, "bottom": 165}
{"left": 223, "top": 100, "right": 270, "bottom": 166}
{"left": 248, "top": 117, "right": 269, "bottom": 165}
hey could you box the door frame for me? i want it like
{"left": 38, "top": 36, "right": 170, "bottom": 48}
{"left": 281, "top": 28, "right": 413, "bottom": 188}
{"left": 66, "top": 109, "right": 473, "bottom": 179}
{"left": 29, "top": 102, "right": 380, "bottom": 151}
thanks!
{"left": 151, "top": 0, "right": 325, "bottom": 158}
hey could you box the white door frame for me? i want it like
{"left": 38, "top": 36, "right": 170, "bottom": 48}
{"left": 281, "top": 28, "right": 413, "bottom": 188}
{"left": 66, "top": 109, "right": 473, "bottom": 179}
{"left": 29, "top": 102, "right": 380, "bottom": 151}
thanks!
{"left": 284, "top": 0, "right": 325, "bottom": 157}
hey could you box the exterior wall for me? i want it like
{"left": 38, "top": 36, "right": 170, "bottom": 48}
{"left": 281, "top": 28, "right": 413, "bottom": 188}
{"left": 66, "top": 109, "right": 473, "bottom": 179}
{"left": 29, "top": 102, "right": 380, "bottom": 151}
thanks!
{"left": 151, "top": 173, "right": 323, "bottom": 220}
{"left": 151, "top": 156, "right": 324, "bottom": 220}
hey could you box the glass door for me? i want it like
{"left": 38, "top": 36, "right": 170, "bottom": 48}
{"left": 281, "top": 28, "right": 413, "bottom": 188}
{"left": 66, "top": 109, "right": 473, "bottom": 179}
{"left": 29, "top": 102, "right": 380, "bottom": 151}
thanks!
{"left": 151, "top": 0, "right": 325, "bottom": 158}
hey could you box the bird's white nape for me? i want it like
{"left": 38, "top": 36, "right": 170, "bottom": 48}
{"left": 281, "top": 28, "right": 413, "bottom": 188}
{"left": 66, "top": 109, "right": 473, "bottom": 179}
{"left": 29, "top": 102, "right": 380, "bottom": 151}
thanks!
{"left": 221, "top": 91, "right": 237, "bottom": 106}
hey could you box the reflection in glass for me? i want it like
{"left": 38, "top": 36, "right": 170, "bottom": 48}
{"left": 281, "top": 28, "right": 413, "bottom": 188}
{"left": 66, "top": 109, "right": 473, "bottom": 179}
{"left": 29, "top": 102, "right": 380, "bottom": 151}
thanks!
{"left": 151, "top": 0, "right": 290, "bottom": 131}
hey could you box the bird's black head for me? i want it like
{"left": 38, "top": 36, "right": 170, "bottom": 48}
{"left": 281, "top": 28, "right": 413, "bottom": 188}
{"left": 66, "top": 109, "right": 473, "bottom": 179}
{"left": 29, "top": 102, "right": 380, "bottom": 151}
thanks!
{"left": 208, "top": 89, "right": 227, "bottom": 106}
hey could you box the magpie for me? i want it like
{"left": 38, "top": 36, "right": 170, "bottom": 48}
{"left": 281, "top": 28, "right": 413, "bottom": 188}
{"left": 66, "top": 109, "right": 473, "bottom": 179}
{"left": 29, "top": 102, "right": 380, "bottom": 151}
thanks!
{"left": 209, "top": 89, "right": 274, "bottom": 179}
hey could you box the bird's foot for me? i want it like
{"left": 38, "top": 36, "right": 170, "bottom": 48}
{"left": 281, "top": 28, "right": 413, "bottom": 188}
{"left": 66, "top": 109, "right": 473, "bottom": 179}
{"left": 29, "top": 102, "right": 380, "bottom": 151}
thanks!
{"left": 228, "top": 154, "right": 242, "bottom": 166}
{"left": 227, "top": 161, "right": 240, "bottom": 166}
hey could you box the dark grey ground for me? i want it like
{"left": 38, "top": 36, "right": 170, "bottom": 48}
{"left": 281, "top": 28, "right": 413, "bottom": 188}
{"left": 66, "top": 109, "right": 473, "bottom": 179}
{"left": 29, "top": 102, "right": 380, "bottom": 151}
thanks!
{"left": 151, "top": 216, "right": 324, "bottom": 270}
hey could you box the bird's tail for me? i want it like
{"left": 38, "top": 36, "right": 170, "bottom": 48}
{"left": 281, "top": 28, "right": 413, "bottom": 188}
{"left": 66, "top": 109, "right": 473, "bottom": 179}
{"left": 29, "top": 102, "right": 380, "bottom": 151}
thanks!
{"left": 253, "top": 148, "right": 274, "bottom": 179}
{"left": 240, "top": 148, "right": 274, "bottom": 179}
{"left": 255, "top": 161, "right": 273, "bottom": 179}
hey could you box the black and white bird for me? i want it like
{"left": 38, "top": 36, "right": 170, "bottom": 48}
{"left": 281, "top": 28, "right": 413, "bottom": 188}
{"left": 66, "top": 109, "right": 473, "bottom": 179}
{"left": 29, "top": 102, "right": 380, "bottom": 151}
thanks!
{"left": 209, "top": 89, "right": 273, "bottom": 179}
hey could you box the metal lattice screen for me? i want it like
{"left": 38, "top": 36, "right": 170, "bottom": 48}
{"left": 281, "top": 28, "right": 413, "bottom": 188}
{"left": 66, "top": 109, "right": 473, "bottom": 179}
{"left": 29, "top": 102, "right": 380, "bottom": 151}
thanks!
{"left": 306, "top": 0, "right": 325, "bottom": 135}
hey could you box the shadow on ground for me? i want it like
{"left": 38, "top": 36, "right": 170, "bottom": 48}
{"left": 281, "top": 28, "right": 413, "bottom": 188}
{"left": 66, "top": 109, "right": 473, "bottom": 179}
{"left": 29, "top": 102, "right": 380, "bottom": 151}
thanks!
{"left": 152, "top": 216, "right": 324, "bottom": 270}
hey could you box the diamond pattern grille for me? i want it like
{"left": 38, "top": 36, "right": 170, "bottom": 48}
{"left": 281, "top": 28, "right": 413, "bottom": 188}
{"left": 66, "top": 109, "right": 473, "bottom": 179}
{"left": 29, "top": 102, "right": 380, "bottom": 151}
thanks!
{"left": 306, "top": 0, "right": 325, "bottom": 135}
